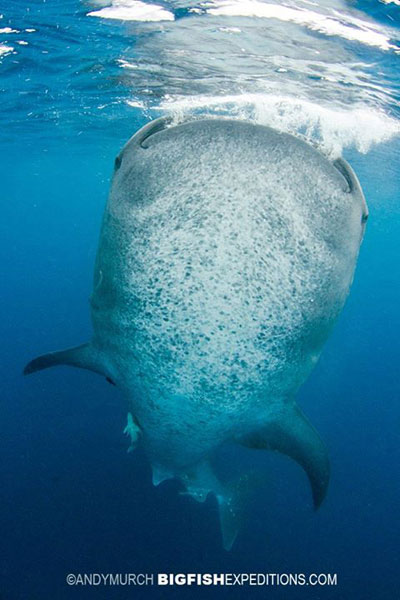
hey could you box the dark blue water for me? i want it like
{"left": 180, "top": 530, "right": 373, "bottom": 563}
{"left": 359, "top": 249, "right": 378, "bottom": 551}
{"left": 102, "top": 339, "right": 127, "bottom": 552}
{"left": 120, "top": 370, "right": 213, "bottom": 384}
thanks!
{"left": 1, "top": 1, "right": 400, "bottom": 599}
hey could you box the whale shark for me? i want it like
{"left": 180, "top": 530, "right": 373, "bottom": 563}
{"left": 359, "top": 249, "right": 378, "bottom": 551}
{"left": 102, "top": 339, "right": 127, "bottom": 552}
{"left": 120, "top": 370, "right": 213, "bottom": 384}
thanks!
{"left": 24, "top": 117, "right": 368, "bottom": 549}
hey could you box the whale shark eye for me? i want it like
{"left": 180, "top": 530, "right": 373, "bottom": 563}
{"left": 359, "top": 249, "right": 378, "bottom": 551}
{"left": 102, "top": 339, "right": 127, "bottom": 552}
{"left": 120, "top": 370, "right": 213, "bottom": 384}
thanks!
{"left": 137, "top": 116, "right": 172, "bottom": 148}
{"left": 114, "top": 155, "right": 122, "bottom": 171}
{"left": 362, "top": 213, "right": 369, "bottom": 224}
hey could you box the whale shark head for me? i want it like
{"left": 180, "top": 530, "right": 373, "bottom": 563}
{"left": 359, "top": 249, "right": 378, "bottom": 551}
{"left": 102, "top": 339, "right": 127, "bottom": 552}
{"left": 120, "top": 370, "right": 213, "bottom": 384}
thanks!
{"left": 24, "top": 117, "right": 368, "bottom": 549}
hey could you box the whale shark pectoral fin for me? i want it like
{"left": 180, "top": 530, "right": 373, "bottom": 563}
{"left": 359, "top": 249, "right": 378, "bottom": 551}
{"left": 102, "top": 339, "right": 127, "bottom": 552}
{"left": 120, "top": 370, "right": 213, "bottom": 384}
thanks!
{"left": 23, "top": 342, "right": 104, "bottom": 377}
{"left": 239, "top": 404, "right": 330, "bottom": 509}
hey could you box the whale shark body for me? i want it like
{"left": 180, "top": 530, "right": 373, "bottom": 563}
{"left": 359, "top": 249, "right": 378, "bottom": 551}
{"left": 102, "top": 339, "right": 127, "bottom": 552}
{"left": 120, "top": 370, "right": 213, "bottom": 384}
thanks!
{"left": 24, "top": 118, "right": 368, "bottom": 548}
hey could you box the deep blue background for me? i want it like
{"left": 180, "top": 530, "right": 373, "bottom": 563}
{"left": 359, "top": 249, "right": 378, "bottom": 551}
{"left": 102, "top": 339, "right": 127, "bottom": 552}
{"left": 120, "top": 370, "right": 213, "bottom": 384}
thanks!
{"left": 1, "top": 1, "right": 400, "bottom": 599}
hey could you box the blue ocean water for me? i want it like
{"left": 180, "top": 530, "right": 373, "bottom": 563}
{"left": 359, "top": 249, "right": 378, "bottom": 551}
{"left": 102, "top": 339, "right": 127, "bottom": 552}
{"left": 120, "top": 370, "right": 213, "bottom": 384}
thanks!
{"left": 1, "top": 1, "right": 400, "bottom": 599}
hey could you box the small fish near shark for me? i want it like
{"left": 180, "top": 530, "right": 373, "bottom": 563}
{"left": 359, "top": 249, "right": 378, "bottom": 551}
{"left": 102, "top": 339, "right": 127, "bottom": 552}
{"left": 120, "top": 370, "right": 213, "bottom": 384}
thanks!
{"left": 24, "top": 117, "right": 368, "bottom": 549}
